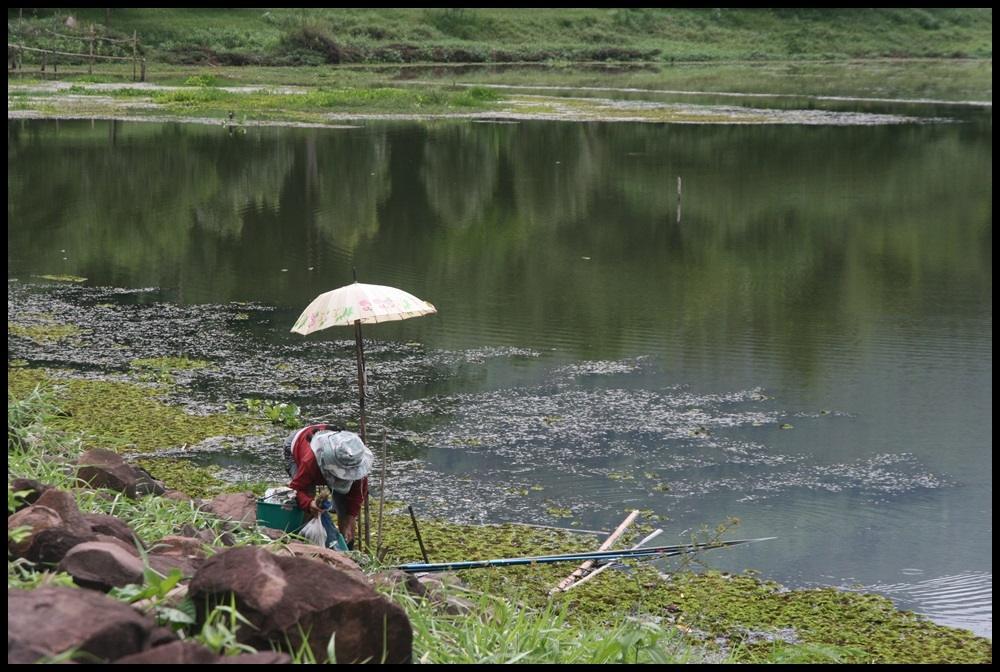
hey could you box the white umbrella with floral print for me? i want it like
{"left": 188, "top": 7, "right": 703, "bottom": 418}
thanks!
{"left": 291, "top": 281, "right": 437, "bottom": 440}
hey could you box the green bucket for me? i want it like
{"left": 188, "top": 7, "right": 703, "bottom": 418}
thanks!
{"left": 255, "top": 498, "right": 350, "bottom": 552}
{"left": 256, "top": 499, "right": 306, "bottom": 532}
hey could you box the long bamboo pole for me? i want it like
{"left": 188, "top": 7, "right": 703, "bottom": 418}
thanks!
{"left": 550, "top": 509, "right": 639, "bottom": 594}
{"left": 396, "top": 538, "right": 774, "bottom": 574}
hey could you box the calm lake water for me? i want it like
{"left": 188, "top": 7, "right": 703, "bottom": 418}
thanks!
{"left": 7, "top": 104, "right": 992, "bottom": 637}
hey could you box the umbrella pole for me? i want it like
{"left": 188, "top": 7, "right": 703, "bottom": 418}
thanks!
{"left": 353, "top": 318, "right": 371, "bottom": 552}
{"left": 354, "top": 319, "right": 367, "bottom": 442}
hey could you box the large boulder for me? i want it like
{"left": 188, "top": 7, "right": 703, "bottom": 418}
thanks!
{"left": 189, "top": 546, "right": 411, "bottom": 664}
{"left": 8, "top": 586, "right": 174, "bottom": 663}
{"left": 75, "top": 448, "right": 165, "bottom": 499}
{"left": 57, "top": 541, "right": 146, "bottom": 592}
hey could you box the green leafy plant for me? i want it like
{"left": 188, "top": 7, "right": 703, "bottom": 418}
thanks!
{"left": 243, "top": 398, "right": 302, "bottom": 428}
{"left": 109, "top": 555, "right": 196, "bottom": 632}
{"left": 195, "top": 595, "right": 259, "bottom": 656}
{"left": 183, "top": 74, "right": 219, "bottom": 87}
{"left": 676, "top": 516, "right": 741, "bottom": 572}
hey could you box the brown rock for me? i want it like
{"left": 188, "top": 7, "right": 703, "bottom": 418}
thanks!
{"left": 269, "top": 542, "right": 368, "bottom": 586}
{"left": 440, "top": 595, "right": 476, "bottom": 616}
{"left": 75, "top": 448, "right": 165, "bottom": 499}
{"left": 204, "top": 492, "right": 258, "bottom": 526}
{"left": 219, "top": 651, "right": 293, "bottom": 664}
{"left": 34, "top": 489, "right": 88, "bottom": 529}
{"left": 113, "top": 640, "right": 218, "bottom": 664}
{"left": 147, "top": 552, "right": 202, "bottom": 579}
{"left": 189, "top": 546, "right": 411, "bottom": 664}
{"left": 371, "top": 569, "right": 429, "bottom": 599}
{"left": 82, "top": 513, "right": 142, "bottom": 548}
{"left": 143, "top": 535, "right": 208, "bottom": 578}
{"left": 20, "top": 525, "right": 99, "bottom": 565}
{"left": 260, "top": 527, "right": 286, "bottom": 540}
{"left": 8, "top": 478, "right": 53, "bottom": 510}
{"left": 8, "top": 586, "right": 172, "bottom": 663}
{"left": 58, "top": 541, "right": 145, "bottom": 592}
{"left": 149, "top": 534, "right": 209, "bottom": 558}
{"left": 93, "top": 534, "right": 142, "bottom": 557}
{"left": 7, "top": 504, "right": 63, "bottom": 557}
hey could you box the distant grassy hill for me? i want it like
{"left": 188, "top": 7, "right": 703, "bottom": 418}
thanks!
{"left": 7, "top": 8, "right": 993, "bottom": 66}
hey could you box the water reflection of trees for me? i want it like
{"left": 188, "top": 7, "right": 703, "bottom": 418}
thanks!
{"left": 420, "top": 123, "right": 500, "bottom": 229}
{"left": 8, "top": 118, "right": 991, "bottom": 374}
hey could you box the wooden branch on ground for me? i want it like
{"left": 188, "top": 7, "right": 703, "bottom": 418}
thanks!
{"left": 549, "top": 509, "right": 639, "bottom": 594}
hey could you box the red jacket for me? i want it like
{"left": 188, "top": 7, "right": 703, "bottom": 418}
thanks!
{"left": 287, "top": 425, "right": 368, "bottom": 518}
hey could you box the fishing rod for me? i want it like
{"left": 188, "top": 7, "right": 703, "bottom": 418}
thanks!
{"left": 395, "top": 537, "right": 776, "bottom": 574}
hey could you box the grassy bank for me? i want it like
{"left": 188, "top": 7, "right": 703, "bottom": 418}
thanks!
{"left": 8, "top": 8, "right": 993, "bottom": 67}
{"left": 7, "top": 368, "right": 994, "bottom": 663}
{"left": 8, "top": 9, "right": 991, "bottom": 125}
{"left": 7, "top": 380, "right": 730, "bottom": 663}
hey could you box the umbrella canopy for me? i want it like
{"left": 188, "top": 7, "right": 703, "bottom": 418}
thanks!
{"left": 291, "top": 282, "right": 436, "bottom": 335}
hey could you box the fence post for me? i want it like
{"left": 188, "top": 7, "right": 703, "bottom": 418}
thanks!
{"left": 41, "top": 49, "right": 46, "bottom": 73}
{"left": 88, "top": 26, "right": 94, "bottom": 75}
{"left": 132, "top": 31, "right": 137, "bottom": 81}
{"left": 140, "top": 57, "right": 146, "bottom": 82}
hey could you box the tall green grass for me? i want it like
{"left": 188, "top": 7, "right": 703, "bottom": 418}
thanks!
{"left": 8, "top": 8, "right": 993, "bottom": 65}
{"left": 6, "top": 383, "right": 276, "bottom": 553}
{"left": 386, "top": 588, "right": 727, "bottom": 664}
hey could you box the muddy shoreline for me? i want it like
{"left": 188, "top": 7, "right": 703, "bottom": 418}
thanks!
{"left": 8, "top": 80, "right": 943, "bottom": 126}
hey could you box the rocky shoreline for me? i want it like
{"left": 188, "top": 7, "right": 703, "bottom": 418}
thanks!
{"left": 8, "top": 448, "right": 441, "bottom": 664}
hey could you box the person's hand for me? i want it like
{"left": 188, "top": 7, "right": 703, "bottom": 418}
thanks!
{"left": 339, "top": 515, "right": 357, "bottom": 543}
{"left": 307, "top": 499, "right": 322, "bottom": 517}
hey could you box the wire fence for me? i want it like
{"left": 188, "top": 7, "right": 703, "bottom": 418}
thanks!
{"left": 8, "top": 24, "right": 146, "bottom": 81}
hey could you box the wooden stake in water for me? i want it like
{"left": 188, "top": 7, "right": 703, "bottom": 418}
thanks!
{"left": 676, "top": 176, "right": 683, "bottom": 224}
{"left": 551, "top": 509, "right": 640, "bottom": 594}
{"left": 408, "top": 504, "right": 430, "bottom": 564}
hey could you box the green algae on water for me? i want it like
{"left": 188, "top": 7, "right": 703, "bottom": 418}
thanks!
{"left": 9, "top": 321, "right": 89, "bottom": 345}
{"left": 7, "top": 367, "right": 262, "bottom": 453}
{"left": 136, "top": 457, "right": 271, "bottom": 499}
{"left": 368, "top": 505, "right": 993, "bottom": 664}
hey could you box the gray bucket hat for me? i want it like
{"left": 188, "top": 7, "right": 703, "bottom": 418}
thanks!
{"left": 310, "top": 430, "right": 374, "bottom": 485}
